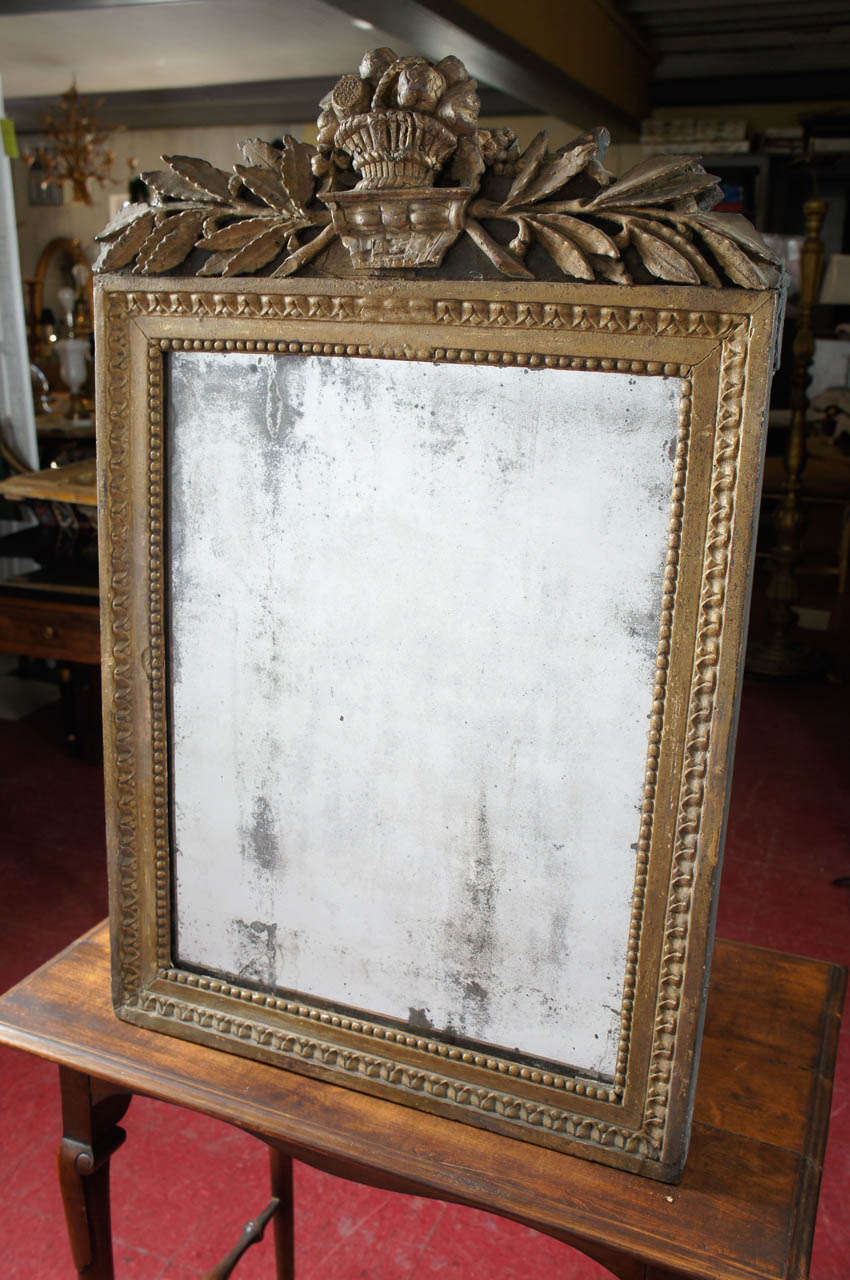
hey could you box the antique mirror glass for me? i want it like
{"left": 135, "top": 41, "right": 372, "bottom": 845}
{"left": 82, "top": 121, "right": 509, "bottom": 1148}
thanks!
{"left": 168, "top": 351, "right": 681, "bottom": 1079}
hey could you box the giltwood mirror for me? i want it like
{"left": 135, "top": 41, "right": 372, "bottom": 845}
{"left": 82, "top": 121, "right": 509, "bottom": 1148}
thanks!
{"left": 95, "top": 48, "right": 783, "bottom": 1182}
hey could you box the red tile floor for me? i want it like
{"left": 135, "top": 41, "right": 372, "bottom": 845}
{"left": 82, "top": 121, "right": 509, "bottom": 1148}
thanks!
{"left": 1, "top": 661, "right": 848, "bottom": 1278}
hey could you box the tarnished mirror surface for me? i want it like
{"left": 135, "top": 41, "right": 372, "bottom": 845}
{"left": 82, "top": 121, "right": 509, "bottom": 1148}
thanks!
{"left": 168, "top": 351, "right": 682, "bottom": 1079}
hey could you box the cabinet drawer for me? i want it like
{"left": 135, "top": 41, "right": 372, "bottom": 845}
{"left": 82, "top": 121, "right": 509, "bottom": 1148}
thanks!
{"left": 0, "top": 595, "right": 100, "bottom": 664}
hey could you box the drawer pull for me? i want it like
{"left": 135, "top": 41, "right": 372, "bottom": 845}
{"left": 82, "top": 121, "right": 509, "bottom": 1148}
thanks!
{"left": 41, "top": 624, "right": 58, "bottom": 640}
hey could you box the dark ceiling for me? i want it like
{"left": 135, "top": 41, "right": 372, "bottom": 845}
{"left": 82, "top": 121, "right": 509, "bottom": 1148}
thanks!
{"left": 618, "top": 0, "right": 850, "bottom": 106}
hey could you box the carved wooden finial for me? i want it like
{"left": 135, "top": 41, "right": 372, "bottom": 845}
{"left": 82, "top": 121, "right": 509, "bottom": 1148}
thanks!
{"left": 94, "top": 48, "right": 780, "bottom": 288}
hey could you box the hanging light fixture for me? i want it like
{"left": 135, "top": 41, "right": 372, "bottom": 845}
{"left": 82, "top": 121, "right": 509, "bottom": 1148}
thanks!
{"left": 23, "top": 84, "right": 121, "bottom": 205}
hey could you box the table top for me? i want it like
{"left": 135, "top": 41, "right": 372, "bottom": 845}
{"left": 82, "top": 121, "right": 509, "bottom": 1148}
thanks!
{"left": 0, "top": 923, "right": 843, "bottom": 1280}
{"left": 35, "top": 405, "right": 95, "bottom": 439}
{"left": 0, "top": 458, "right": 97, "bottom": 506}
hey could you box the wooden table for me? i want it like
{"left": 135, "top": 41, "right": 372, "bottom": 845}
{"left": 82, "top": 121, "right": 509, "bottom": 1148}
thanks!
{"left": 0, "top": 924, "right": 843, "bottom": 1280}
{"left": 0, "top": 457, "right": 97, "bottom": 508}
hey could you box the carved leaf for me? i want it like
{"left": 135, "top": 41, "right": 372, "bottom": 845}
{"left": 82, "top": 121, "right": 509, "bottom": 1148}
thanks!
{"left": 95, "top": 202, "right": 152, "bottom": 242}
{"left": 196, "top": 250, "right": 240, "bottom": 277}
{"left": 501, "top": 131, "right": 548, "bottom": 209}
{"left": 135, "top": 210, "right": 206, "bottom": 273}
{"left": 273, "top": 223, "right": 338, "bottom": 277}
{"left": 513, "top": 136, "right": 600, "bottom": 207}
{"left": 613, "top": 170, "right": 720, "bottom": 208}
{"left": 142, "top": 168, "right": 205, "bottom": 202}
{"left": 233, "top": 164, "right": 294, "bottom": 212}
{"left": 533, "top": 212, "right": 618, "bottom": 257}
{"left": 592, "top": 254, "right": 631, "bottom": 285}
{"left": 695, "top": 227, "right": 771, "bottom": 288}
{"left": 464, "top": 217, "right": 534, "bottom": 279}
{"left": 239, "top": 137, "right": 283, "bottom": 171}
{"left": 162, "top": 155, "right": 232, "bottom": 202}
{"left": 197, "top": 217, "right": 277, "bottom": 250}
{"left": 528, "top": 220, "right": 594, "bottom": 280}
{"left": 95, "top": 211, "right": 155, "bottom": 269}
{"left": 638, "top": 219, "right": 721, "bottom": 287}
{"left": 586, "top": 156, "right": 716, "bottom": 210}
{"left": 629, "top": 223, "right": 700, "bottom": 284}
{"left": 279, "top": 135, "right": 315, "bottom": 213}
{"left": 694, "top": 211, "right": 780, "bottom": 263}
{"left": 218, "top": 225, "right": 292, "bottom": 275}
{"left": 201, "top": 212, "right": 231, "bottom": 238}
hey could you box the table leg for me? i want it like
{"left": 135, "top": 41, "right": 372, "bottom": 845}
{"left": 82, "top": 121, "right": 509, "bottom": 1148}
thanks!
{"left": 269, "top": 1147, "right": 295, "bottom": 1279}
{"left": 56, "top": 1068, "right": 131, "bottom": 1279}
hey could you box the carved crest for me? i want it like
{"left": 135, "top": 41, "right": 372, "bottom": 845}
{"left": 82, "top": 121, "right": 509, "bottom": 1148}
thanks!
{"left": 95, "top": 48, "right": 780, "bottom": 288}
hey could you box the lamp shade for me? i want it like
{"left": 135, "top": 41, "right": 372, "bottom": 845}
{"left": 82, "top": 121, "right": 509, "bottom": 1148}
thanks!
{"left": 820, "top": 254, "right": 850, "bottom": 305}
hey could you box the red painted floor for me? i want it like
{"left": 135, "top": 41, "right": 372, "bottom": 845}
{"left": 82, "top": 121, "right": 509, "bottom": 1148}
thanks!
{"left": 1, "top": 666, "right": 848, "bottom": 1278}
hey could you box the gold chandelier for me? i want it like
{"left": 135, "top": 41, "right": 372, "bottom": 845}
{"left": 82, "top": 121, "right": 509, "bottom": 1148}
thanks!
{"left": 24, "top": 84, "right": 120, "bottom": 205}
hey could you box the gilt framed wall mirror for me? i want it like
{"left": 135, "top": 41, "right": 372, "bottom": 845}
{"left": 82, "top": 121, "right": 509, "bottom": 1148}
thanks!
{"left": 95, "top": 48, "right": 782, "bottom": 1183}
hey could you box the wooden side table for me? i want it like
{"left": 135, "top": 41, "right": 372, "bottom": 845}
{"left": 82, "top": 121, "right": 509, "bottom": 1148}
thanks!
{"left": 0, "top": 923, "right": 843, "bottom": 1280}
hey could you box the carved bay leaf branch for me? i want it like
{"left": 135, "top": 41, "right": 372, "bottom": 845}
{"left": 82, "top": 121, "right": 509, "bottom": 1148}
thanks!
{"left": 501, "top": 131, "right": 549, "bottom": 209}
{"left": 279, "top": 134, "right": 316, "bottom": 214}
{"left": 96, "top": 201, "right": 153, "bottom": 241}
{"left": 142, "top": 167, "right": 209, "bottom": 202}
{"left": 532, "top": 212, "right": 618, "bottom": 259}
{"left": 204, "top": 224, "right": 295, "bottom": 276}
{"left": 196, "top": 217, "right": 277, "bottom": 251}
{"left": 694, "top": 211, "right": 779, "bottom": 262}
{"left": 95, "top": 133, "right": 332, "bottom": 277}
{"left": 233, "top": 163, "right": 295, "bottom": 213}
{"left": 96, "top": 210, "right": 155, "bottom": 271}
{"left": 507, "top": 129, "right": 609, "bottom": 208}
{"left": 628, "top": 219, "right": 722, "bottom": 288}
{"left": 526, "top": 219, "right": 594, "bottom": 280}
{"left": 135, "top": 210, "right": 208, "bottom": 274}
{"left": 692, "top": 227, "right": 771, "bottom": 288}
{"left": 469, "top": 182, "right": 780, "bottom": 288}
{"left": 273, "top": 223, "right": 338, "bottom": 277}
{"left": 162, "top": 154, "right": 233, "bottom": 202}
{"left": 627, "top": 223, "right": 701, "bottom": 285}
{"left": 239, "top": 137, "right": 283, "bottom": 171}
{"left": 583, "top": 155, "right": 720, "bottom": 211}
{"left": 464, "top": 217, "right": 533, "bottom": 279}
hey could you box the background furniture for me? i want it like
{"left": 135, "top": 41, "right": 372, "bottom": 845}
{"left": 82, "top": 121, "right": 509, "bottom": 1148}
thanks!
{"left": 0, "top": 458, "right": 99, "bottom": 754}
{"left": 0, "top": 922, "right": 843, "bottom": 1280}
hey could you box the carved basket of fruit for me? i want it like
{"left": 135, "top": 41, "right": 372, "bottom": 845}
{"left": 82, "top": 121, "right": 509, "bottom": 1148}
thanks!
{"left": 316, "top": 50, "right": 481, "bottom": 269}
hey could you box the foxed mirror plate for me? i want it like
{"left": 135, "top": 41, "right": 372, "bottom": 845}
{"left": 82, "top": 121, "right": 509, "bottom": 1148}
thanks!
{"left": 168, "top": 352, "right": 681, "bottom": 1081}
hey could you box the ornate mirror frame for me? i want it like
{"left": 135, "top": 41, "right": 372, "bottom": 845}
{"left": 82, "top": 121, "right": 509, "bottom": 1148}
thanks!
{"left": 95, "top": 49, "right": 783, "bottom": 1183}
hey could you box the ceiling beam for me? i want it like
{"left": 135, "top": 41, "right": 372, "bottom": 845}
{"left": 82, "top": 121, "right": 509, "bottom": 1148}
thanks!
{"left": 322, "top": 0, "right": 649, "bottom": 129}
{"left": 5, "top": 76, "right": 532, "bottom": 134}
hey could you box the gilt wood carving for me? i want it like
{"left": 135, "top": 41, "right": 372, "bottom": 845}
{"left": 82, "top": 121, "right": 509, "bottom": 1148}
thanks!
{"left": 94, "top": 48, "right": 780, "bottom": 289}
{"left": 95, "top": 50, "right": 783, "bottom": 1183}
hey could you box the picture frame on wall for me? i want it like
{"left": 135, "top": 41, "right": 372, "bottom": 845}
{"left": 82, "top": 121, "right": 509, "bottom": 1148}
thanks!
{"left": 94, "top": 48, "right": 783, "bottom": 1184}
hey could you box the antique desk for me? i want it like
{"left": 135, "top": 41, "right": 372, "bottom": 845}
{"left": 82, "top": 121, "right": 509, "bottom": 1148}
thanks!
{"left": 0, "top": 923, "right": 843, "bottom": 1280}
